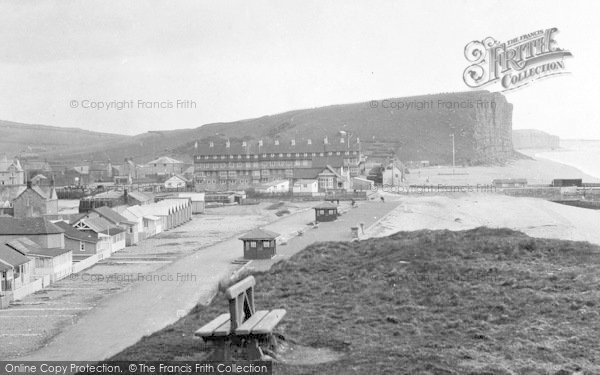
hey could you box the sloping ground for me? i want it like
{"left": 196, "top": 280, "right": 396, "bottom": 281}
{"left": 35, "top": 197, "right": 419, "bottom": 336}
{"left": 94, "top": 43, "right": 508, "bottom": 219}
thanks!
{"left": 21, "top": 90, "right": 512, "bottom": 164}
{"left": 0, "top": 119, "right": 128, "bottom": 156}
{"left": 110, "top": 228, "right": 600, "bottom": 374}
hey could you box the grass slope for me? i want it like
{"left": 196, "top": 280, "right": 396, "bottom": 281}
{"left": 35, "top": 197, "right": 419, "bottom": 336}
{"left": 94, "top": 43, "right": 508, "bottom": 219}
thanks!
{"left": 111, "top": 227, "right": 600, "bottom": 374}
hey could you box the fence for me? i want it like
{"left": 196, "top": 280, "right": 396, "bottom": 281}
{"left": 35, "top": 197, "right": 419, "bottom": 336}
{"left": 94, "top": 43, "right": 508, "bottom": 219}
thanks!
{"left": 13, "top": 278, "right": 44, "bottom": 301}
{"left": 73, "top": 248, "right": 113, "bottom": 274}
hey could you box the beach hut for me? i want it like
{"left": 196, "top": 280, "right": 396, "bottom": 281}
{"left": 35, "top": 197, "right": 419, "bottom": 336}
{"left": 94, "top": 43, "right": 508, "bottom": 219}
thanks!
{"left": 313, "top": 202, "right": 339, "bottom": 222}
{"left": 238, "top": 229, "right": 279, "bottom": 260}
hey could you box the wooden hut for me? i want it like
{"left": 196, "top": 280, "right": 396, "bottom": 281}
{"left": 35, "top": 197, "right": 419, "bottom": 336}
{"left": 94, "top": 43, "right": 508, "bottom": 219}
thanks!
{"left": 239, "top": 228, "right": 280, "bottom": 260}
{"left": 313, "top": 202, "right": 339, "bottom": 222}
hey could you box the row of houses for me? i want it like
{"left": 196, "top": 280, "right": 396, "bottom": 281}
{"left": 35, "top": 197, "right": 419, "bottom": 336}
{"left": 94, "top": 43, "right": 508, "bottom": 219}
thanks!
{"left": 0, "top": 195, "right": 196, "bottom": 307}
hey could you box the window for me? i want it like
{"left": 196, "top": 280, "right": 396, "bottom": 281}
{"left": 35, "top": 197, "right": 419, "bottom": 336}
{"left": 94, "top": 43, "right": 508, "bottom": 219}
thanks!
{"left": 250, "top": 241, "right": 257, "bottom": 248}
{"left": 80, "top": 242, "right": 85, "bottom": 252}
{"left": 263, "top": 240, "right": 271, "bottom": 247}
{"left": 329, "top": 210, "right": 335, "bottom": 215}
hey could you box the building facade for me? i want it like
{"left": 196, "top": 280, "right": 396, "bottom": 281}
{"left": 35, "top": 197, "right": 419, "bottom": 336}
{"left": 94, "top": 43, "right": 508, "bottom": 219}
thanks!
{"left": 0, "top": 156, "right": 25, "bottom": 186}
{"left": 193, "top": 136, "right": 362, "bottom": 191}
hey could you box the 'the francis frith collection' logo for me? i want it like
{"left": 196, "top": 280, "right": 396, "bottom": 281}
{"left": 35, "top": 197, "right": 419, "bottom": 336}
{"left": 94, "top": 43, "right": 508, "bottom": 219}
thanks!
{"left": 463, "top": 28, "right": 573, "bottom": 91}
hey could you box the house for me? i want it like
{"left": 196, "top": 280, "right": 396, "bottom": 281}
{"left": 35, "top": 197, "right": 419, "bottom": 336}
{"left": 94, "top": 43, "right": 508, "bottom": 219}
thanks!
{"left": 88, "top": 160, "right": 113, "bottom": 182}
{"left": 0, "top": 243, "right": 34, "bottom": 296}
{"left": 165, "top": 175, "right": 189, "bottom": 190}
{"left": 30, "top": 174, "right": 48, "bottom": 186}
{"left": 125, "top": 206, "right": 162, "bottom": 238}
{"left": 91, "top": 206, "right": 139, "bottom": 246}
{"left": 0, "top": 155, "right": 25, "bottom": 186}
{"left": 12, "top": 182, "right": 58, "bottom": 217}
{"left": 144, "top": 156, "right": 185, "bottom": 176}
{"left": 317, "top": 166, "right": 349, "bottom": 191}
{"left": 71, "top": 216, "right": 126, "bottom": 253}
{"left": 382, "top": 164, "right": 403, "bottom": 186}
{"left": 54, "top": 221, "right": 104, "bottom": 261}
{"left": 292, "top": 179, "right": 319, "bottom": 194}
{"left": 492, "top": 178, "right": 528, "bottom": 188}
{"left": 255, "top": 180, "right": 290, "bottom": 194}
{"left": 239, "top": 228, "right": 280, "bottom": 259}
{"left": 177, "top": 192, "right": 205, "bottom": 214}
{"left": 351, "top": 177, "right": 374, "bottom": 191}
{"left": 6, "top": 238, "right": 72, "bottom": 283}
{"left": 0, "top": 217, "right": 65, "bottom": 248}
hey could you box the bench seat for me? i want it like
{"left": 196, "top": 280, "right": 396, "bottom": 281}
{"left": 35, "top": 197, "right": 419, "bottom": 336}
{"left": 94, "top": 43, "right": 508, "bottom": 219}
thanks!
{"left": 195, "top": 309, "right": 286, "bottom": 340}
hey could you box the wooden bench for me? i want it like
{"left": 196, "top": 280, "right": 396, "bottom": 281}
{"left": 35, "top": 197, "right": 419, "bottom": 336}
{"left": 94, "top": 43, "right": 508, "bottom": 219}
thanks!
{"left": 195, "top": 276, "right": 286, "bottom": 360}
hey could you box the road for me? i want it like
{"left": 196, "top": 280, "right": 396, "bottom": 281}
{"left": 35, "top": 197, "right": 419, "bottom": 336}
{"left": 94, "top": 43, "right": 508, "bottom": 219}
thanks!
{"left": 12, "top": 199, "right": 399, "bottom": 360}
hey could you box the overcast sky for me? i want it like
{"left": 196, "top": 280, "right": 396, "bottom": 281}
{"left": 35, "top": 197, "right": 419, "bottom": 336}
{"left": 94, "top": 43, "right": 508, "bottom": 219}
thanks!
{"left": 0, "top": 0, "right": 598, "bottom": 138}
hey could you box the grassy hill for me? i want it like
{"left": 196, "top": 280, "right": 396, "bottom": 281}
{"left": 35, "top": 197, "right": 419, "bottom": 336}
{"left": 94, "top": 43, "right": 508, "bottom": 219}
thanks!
{"left": 0, "top": 120, "right": 128, "bottom": 158}
{"left": 109, "top": 228, "right": 600, "bottom": 374}
{"left": 2, "top": 90, "right": 513, "bottom": 165}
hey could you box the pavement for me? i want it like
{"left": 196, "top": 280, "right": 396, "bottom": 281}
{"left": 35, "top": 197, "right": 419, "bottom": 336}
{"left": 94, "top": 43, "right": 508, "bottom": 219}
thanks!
{"left": 10, "top": 199, "right": 400, "bottom": 361}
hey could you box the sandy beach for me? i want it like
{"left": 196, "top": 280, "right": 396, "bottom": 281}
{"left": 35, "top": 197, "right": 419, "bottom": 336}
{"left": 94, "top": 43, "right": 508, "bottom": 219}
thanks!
{"left": 368, "top": 192, "right": 600, "bottom": 245}
{"left": 405, "top": 157, "right": 600, "bottom": 186}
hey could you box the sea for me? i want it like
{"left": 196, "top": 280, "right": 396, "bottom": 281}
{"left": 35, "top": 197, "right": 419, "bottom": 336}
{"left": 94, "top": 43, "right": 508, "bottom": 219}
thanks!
{"left": 533, "top": 139, "right": 600, "bottom": 180}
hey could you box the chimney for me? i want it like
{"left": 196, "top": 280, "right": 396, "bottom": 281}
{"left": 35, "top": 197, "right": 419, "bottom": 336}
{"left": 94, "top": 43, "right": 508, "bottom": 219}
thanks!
{"left": 124, "top": 188, "right": 129, "bottom": 204}
{"left": 27, "top": 180, "right": 32, "bottom": 189}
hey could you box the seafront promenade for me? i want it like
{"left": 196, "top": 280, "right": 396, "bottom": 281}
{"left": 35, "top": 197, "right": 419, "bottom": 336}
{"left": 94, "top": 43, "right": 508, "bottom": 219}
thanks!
{"left": 9, "top": 199, "right": 400, "bottom": 361}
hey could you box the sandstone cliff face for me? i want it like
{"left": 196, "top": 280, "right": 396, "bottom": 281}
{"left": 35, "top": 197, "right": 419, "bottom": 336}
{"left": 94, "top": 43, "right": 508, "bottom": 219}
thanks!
{"left": 472, "top": 92, "right": 514, "bottom": 161}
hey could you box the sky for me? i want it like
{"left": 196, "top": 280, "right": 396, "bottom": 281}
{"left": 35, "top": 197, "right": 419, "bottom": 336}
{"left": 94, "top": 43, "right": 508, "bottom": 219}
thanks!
{"left": 0, "top": 0, "right": 599, "bottom": 138}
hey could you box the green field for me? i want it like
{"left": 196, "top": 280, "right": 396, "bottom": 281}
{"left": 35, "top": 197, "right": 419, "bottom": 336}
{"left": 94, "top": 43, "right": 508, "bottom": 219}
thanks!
{"left": 111, "top": 227, "right": 600, "bottom": 374}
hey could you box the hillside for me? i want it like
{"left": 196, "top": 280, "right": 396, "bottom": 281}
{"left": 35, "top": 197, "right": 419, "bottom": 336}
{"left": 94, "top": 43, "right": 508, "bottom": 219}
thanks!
{"left": 109, "top": 228, "right": 600, "bottom": 374}
{"left": 513, "top": 129, "right": 560, "bottom": 150}
{"left": 5, "top": 90, "right": 514, "bottom": 165}
{"left": 0, "top": 120, "right": 128, "bottom": 157}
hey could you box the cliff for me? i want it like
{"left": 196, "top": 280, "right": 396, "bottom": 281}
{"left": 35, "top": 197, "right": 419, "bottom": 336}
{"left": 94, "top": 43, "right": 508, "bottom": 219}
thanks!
{"left": 512, "top": 129, "right": 560, "bottom": 149}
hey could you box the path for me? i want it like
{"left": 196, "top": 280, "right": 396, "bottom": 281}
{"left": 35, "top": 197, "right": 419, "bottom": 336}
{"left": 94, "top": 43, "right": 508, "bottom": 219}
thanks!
{"left": 12, "top": 199, "right": 399, "bottom": 361}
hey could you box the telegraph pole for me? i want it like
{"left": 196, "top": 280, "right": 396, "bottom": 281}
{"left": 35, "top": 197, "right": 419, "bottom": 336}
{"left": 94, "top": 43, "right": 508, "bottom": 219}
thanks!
{"left": 451, "top": 133, "right": 456, "bottom": 176}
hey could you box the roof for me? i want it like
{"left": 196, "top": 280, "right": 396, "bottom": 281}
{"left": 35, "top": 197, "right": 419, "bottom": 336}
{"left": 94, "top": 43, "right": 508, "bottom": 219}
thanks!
{"left": 194, "top": 137, "right": 360, "bottom": 157}
{"left": 0, "top": 260, "right": 10, "bottom": 272}
{"left": 14, "top": 185, "right": 56, "bottom": 201}
{"left": 0, "top": 217, "right": 65, "bottom": 235}
{"left": 294, "top": 179, "right": 318, "bottom": 184}
{"left": 166, "top": 175, "right": 189, "bottom": 183}
{"left": 92, "top": 206, "right": 136, "bottom": 226}
{"left": 293, "top": 168, "right": 323, "bottom": 179}
{"left": 177, "top": 192, "right": 205, "bottom": 202}
{"left": 239, "top": 228, "right": 280, "bottom": 240}
{"left": 0, "top": 155, "right": 24, "bottom": 173}
{"left": 127, "top": 191, "right": 153, "bottom": 203}
{"left": 54, "top": 221, "right": 100, "bottom": 243}
{"left": 6, "top": 238, "right": 70, "bottom": 258}
{"left": 314, "top": 202, "right": 339, "bottom": 209}
{"left": 256, "top": 180, "right": 289, "bottom": 189}
{"left": 0, "top": 243, "right": 31, "bottom": 267}
{"left": 147, "top": 156, "right": 184, "bottom": 165}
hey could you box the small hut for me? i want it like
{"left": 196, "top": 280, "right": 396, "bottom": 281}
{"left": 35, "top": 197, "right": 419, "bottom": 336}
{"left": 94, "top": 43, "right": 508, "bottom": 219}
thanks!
{"left": 313, "top": 201, "right": 339, "bottom": 222}
{"left": 239, "top": 228, "right": 280, "bottom": 260}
